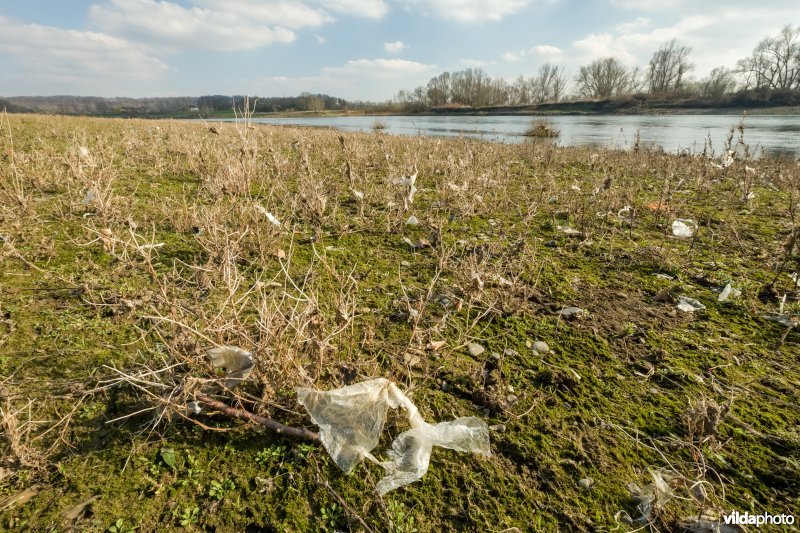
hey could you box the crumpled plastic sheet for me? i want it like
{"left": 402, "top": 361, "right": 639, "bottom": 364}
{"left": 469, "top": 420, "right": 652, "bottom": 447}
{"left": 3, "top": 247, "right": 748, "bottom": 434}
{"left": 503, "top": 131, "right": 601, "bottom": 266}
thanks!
{"left": 297, "top": 378, "right": 491, "bottom": 494}
{"left": 207, "top": 346, "right": 254, "bottom": 389}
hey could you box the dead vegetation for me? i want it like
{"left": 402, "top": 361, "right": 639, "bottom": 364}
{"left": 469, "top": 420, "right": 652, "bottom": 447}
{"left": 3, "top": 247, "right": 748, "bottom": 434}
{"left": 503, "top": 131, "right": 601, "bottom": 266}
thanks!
{"left": 0, "top": 111, "right": 798, "bottom": 531}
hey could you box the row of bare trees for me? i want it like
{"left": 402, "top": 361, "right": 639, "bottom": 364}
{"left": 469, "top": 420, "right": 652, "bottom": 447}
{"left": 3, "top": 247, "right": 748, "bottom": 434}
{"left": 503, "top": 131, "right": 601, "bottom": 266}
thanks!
{"left": 395, "top": 25, "right": 800, "bottom": 109}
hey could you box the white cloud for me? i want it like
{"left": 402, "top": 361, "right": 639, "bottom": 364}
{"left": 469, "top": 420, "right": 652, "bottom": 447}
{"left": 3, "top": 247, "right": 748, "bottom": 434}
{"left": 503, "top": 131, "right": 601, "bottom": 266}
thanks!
{"left": 384, "top": 41, "right": 407, "bottom": 53}
{"left": 615, "top": 16, "right": 650, "bottom": 33}
{"left": 459, "top": 58, "right": 492, "bottom": 67}
{"left": 88, "top": 0, "right": 306, "bottom": 51}
{"left": 322, "top": 58, "right": 436, "bottom": 79}
{"left": 401, "top": 0, "right": 536, "bottom": 22}
{"left": 314, "top": 34, "right": 326, "bottom": 44}
{"left": 320, "top": 0, "right": 389, "bottom": 18}
{"left": 502, "top": 44, "right": 562, "bottom": 62}
{"left": 573, "top": 15, "right": 715, "bottom": 66}
{"left": 0, "top": 15, "right": 167, "bottom": 93}
{"left": 610, "top": 0, "right": 681, "bottom": 9}
{"left": 194, "top": 0, "right": 333, "bottom": 27}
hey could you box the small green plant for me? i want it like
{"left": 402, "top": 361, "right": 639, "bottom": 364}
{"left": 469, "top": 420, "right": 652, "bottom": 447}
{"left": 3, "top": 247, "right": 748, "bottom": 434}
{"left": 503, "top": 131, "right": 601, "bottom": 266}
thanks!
{"left": 208, "top": 478, "right": 235, "bottom": 500}
{"left": 387, "top": 500, "right": 418, "bottom": 533}
{"left": 178, "top": 506, "right": 199, "bottom": 527}
{"left": 255, "top": 444, "right": 286, "bottom": 467}
{"left": 319, "top": 502, "right": 344, "bottom": 531}
{"left": 177, "top": 452, "right": 203, "bottom": 487}
{"left": 294, "top": 443, "right": 316, "bottom": 459}
{"left": 107, "top": 518, "right": 135, "bottom": 533}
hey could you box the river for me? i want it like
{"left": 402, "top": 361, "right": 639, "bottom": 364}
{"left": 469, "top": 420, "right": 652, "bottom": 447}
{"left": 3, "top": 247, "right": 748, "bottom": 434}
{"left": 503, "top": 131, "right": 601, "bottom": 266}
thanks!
{"left": 219, "top": 114, "right": 800, "bottom": 159}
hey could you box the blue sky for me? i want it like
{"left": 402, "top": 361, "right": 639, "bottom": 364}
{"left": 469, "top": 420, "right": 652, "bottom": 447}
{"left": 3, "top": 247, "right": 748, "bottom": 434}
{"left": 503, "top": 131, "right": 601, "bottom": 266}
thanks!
{"left": 1, "top": 0, "right": 798, "bottom": 100}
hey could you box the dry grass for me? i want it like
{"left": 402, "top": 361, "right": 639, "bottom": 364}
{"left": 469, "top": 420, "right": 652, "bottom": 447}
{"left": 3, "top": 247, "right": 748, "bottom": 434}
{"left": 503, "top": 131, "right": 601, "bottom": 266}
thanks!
{"left": 0, "top": 111, "right": 798, "bottom": 531}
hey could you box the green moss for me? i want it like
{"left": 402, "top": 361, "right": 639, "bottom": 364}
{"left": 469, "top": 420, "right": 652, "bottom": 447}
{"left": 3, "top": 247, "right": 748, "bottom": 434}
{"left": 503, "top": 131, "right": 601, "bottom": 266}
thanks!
{"left": 1, "top": 114, "right": 798, "bottom": 531}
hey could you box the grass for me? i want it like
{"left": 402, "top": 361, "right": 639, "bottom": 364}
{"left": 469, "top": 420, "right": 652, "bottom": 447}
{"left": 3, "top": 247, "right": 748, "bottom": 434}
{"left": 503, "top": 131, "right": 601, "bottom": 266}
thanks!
{"left": 0, "top": 112, "right": 798, "bottom": 531}
{"left": 524, "top": 118, "right": 560, "bottom": 138}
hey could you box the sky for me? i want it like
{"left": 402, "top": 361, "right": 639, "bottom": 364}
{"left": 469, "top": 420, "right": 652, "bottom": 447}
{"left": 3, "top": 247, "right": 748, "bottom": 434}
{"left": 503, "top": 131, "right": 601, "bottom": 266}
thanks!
{"left": 0, "top": 0, "right": 798, "bottom": 101}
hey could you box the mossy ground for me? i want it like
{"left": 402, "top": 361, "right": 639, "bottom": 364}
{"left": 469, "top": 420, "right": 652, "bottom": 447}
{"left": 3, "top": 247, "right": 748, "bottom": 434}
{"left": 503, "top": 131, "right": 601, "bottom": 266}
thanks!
{"left": 0, "top": 114, "right": 798, "bottom": 531}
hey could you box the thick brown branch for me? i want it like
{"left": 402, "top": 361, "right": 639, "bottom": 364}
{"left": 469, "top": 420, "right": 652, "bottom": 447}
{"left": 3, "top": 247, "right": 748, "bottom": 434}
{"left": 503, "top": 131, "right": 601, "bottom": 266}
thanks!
{"left": 194, "top": 392, "right": 319, "bottom": 442}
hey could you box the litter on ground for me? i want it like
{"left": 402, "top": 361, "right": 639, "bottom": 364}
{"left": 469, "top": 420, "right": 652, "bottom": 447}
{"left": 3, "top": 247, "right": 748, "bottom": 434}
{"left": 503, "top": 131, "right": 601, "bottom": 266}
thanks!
{"left": 296, "top": 378, "right": 490, "bottom": 494}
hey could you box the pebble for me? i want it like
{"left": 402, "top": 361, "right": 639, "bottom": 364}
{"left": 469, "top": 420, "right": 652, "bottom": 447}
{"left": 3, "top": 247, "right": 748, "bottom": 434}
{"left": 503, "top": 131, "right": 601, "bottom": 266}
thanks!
{"left": 578, "top": 478, "right": 594, "bottom": 490}
{"left": 489, "top": 424, "right": 506, "bottom": 433}
{"left": 467, "top": 342, "right": 485, "bottom": 356}
{"left": 532, "top": 341, "right": 550, "bottom": 353}
{"left": 405, "top": 215, "right": 419, "bottom": 226}
{"left": 491, "top": 352, "right": 502, "bottom": 361}
{"left": 503, "top": 348, "right": 518, "bottom": 357}
{"left": 558, "top": 306, "right": 586, "bottom": 318}
{"left": 544, "top": 239, "right": 558, "bottom": 248}
{"left": 506, "top": 394, "right": 518, "bottom": 404}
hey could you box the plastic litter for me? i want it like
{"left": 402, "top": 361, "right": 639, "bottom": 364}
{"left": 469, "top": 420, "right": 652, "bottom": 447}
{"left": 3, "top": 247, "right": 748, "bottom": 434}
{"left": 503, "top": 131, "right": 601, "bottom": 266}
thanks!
{"left": 82, "top": 190, "right": 95, "bottom": 206}
{"left": 626, "top": 469, "right": 675, "bottom": 523}
{"left": 763, "top": 314, "right": 798, "bottom": 328}
{"left": 717, "top": 283, "right": 741, "bottom": 302}
{"left": 255, "top": 205, "right": 281, "bottom": 227}
{"left": 671, "top": 219, "right": 696, "bottom": 238}
{"left": 296, "top": 378, "right": 490, "bottom": 495}
{"left": 207, "top": 346, "right": 254, "bottom": 389}
{"left": 677, "top": 296, "right": 705, "bottom": 312}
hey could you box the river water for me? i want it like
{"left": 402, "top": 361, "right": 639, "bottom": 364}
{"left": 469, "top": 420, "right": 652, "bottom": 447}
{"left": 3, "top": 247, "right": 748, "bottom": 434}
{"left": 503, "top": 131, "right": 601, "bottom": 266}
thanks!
{"left": 225, "top": 114, "right": 800, "bottom": 159}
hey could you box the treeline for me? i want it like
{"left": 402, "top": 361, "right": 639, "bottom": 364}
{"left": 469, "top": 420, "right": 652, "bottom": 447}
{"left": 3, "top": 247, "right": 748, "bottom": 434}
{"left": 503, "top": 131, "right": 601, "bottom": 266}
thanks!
{"left": 0, "top": 96, "right": 197, "bottom": 116}
{"left": 395, "top": 24, "right": 800, "bottom": 111}
{"left": 0, "top": 93, "right": 351, "bottom": 116}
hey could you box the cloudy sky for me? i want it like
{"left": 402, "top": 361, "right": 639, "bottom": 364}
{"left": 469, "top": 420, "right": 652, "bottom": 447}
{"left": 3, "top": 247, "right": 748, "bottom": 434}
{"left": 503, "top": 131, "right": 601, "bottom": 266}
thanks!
{"left": 1, "top": 0, "right": 798, "bottom": 100}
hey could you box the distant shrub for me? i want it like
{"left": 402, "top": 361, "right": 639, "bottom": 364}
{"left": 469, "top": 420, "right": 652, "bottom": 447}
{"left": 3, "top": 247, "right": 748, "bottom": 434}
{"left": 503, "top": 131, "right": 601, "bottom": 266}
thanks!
{"left": 524, "top": 118, "right": 560, "bottom": 138}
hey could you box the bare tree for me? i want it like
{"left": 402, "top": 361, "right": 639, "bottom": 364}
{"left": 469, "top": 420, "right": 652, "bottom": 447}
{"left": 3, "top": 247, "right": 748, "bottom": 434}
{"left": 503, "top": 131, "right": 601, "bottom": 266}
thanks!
{"left": 426, "top": 72, "right": 451, "bottom": 106}
{"left": 700, "top": 67, "right": 738, "bottom": 98}
{"left": 737, "top": 24, "right": 800, "bottom": 90}
{"left": 530, "top": 63, "right": 567, "bottom": 103}
{"left": 510, "top": 75, "right": 530, "bottom": 104}
{"left": 647, "top": 39, "right": 694, "bottom": 93}
{"left": 575, "top": 57, "right": 632, "bottom": 98}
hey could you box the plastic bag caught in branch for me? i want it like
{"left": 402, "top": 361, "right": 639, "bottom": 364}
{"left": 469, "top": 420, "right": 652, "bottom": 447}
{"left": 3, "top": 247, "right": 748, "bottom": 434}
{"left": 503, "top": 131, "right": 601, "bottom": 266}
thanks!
{"left": 297, "top": 378, "right": 490, "bottom": 494}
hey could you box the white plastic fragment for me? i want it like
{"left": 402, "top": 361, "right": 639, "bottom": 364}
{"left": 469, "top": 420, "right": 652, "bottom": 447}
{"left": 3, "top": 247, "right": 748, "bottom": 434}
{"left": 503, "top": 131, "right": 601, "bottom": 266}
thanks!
{"left": 255, "top": 205, "right": 281, "bottom": 226}
{"left": 676, "top": 296, "right": 705, "bottom": 313}
{"left": 296, "top": 378, "right": 490, "bottom": 495}
{"left": 187, "top": 401, "right": 202, "bottom": 415}
{"left": 763, "top": 314, "right": 798, "bottom": 328}
{"left": 82, "top": 189, "right": 95, "bottom": 206}
{"left": 405, "top": 215, "right": 419, "bottom": 226}
{"left": 717, "top": 283, "right": 741, "bottom": 302}
{"left": 557, "top": 226, "right": 582, "bottom": 236}
{"left": 207, "top": 346, "right": 254, "bottom": 389}
{"left": 671, "top": 219, "right": 696, "bottom": 238}
{"left": 626, "top": 469, "right": 675, "bottom": 523}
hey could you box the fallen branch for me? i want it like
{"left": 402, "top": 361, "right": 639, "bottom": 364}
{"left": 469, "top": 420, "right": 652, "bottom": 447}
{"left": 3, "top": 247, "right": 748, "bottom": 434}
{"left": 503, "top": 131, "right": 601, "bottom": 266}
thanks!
{"left": 194, "top": 392, "right": 319, "bottom": 442}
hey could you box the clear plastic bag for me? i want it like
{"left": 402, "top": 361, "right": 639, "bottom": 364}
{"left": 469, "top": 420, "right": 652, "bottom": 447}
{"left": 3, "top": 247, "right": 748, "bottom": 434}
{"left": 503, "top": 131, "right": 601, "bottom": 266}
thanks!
{"left": 297, "top": 378, "right": 490, "bottom": 494}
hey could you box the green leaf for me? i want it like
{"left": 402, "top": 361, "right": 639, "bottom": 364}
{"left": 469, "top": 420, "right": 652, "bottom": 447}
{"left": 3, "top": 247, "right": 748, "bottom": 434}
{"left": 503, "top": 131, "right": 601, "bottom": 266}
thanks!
{"left": 159, "top": 447, "right": 176, "bottom": 468}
